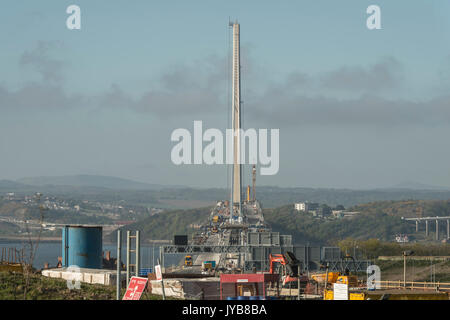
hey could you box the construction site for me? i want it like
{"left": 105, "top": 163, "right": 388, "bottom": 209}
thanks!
{"left": 124, "top": 21, "right": 450, "bottom": 300}
{"left": 2, "top": 20, "right": 450, "bottom": 301}
{"left": 142, "top": 20, "right": 450, "bottom": 300}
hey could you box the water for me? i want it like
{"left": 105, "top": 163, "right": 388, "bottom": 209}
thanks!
{"left": 0, "top": 240, "right": 183, "bottom": 270}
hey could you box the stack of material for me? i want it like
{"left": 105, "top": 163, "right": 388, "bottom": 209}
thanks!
{"left": 150, "top": 278, "right": 220, "bottom": 300}
{"left": 42, "top": 267, "right": 126, "bottom": 286}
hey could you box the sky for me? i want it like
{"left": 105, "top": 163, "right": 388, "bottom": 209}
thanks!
{"left": 1, "top": 0, "right": 450, "bottom": 189}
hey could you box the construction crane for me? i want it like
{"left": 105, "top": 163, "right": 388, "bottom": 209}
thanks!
{"left": 252, "top": 165, "right": 256, "bottom": 203}
{"left": 268, "top": 252, "right": 308, "bottom": 288}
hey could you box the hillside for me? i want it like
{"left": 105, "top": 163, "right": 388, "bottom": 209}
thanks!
{"left": 4, "top": 178, "right": 450, "bottom": 209}
{"left": 351, "top": 199, "right": 450, "bottom": 218}
{"left": 265, "top": 199, "right": 450, "bottom": 245}
{"left": 113, "top": 207, "right": 211, "bottom": 241}
{"left": 264, "top": 205, "right": 411, "bottom": 245}
{"left": 0, "top": 272, "right": 167, "bottom": 300}
{"left": 17, "top": 175, "right": 165, "bottom": 190}
{"left": 116, "top": 198, "right": 450, "bottom": 245}
{"left": 255, "top": 186, "right": 450, "bottom": 208}
{"left": 0, "top": 221, "right": 20, "bottom": 236}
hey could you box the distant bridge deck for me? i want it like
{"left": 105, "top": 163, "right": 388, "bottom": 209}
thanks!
{"left": 403, "top": 216, "right": 450, "bottom": 221}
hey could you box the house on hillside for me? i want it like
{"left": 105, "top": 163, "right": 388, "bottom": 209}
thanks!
{"left": 294, "top": 201, "right": 319, "bottom": 213}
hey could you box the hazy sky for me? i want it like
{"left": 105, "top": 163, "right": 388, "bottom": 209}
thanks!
{"left": 1, "top": 0, "right": 450, "bottom": 189}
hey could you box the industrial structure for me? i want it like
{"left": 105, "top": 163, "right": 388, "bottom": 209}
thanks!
{"left": 62, "top": 225, "right": 103, "bottom": 269}
{"left": 42, "top": 225, "right": 129, "bottom": 292}
{"left": 231, "top": 20, "right": 242, "bottom": 222}
{"left": 158, "top": 21, "right": 371, "bottom": 280}
{"left": 403, "top": 216, "right": 450, "bottom": 241}
{"left": 37, "top": 21, "right": 450, "bottom": 301}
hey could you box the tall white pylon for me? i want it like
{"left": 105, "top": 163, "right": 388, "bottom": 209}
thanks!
{"left": 230, "top": 20, "right": 242, "bottom": 222}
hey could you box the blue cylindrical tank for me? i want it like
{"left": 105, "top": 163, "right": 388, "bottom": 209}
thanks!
{"left": 62, "top": 225, "right": 103, "bottom": 269}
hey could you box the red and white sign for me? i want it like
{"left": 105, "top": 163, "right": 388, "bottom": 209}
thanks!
{"left": 155, "top": 264, "right": 162, "bottom": 281}
{"left": 123, "top": 276, "right": 148, "bottom": 300}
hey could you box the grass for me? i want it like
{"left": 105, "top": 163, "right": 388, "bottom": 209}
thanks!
{"left": 0, "top": 271, "right": 168, "bottom": 300}
{"left": 374, "top": 259, "right": 436, "bottom": 271}
{"left": 373, "top": 258, "right": 450, "bottom": 283}
{"left": 416, "top": 273, "right": 450, "bottom": 283}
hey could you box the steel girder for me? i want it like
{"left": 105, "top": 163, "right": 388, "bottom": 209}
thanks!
{"left": 160, "top": 245, "right": 250, "bottom": 254}
{"left": 325, "top": 260, "right": 372, "bottom": 272}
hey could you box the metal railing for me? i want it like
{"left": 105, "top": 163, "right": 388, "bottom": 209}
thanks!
{"left": 0, "top": 247, "right": 24, "bottom": 264}
{"left": 375, "top": 280, "right": 450, "bottom": 291}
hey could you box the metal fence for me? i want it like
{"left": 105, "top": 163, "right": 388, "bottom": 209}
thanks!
{"left": 375, "top": 280, "right": 450, "bottom": 291}
{"left": 0, "top": 247, "right": 24, "bottom": 264}
{"left": 161, "top": 243, "right": 372, "bottom": 273}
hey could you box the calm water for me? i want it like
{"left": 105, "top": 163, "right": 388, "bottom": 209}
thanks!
{"left": 0, "top": 240, "right": 183, "bottom": 270}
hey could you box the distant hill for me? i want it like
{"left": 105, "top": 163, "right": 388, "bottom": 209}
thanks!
{"left": 351, "top": 199, "right": 450, "bottom": 218}
{"left": 17, "top": 175, "right": 167, "bottom": 190}
{"left": 0, "top": 221, "right": 20, "bottom": 236}
{"left": 250, "top": 186, "right": 450, "bottom": 208}
{"left": 389, "top": 181, "right": 450, "bottom": 191}
{"left": 0, "top": 180, "right": 29, "bottom": 189}
{"left": 3, "top": 175, "right": 450, "bottom": 210}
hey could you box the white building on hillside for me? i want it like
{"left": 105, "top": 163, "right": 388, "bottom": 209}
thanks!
{"left": 294, "top": 202, "right": 319, "bottom": 213}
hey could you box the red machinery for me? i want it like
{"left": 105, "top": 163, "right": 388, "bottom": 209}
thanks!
{"left": 268, "top": 252, "right": 308, "bottom": 288}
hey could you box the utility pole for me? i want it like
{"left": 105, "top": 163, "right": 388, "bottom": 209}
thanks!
{"left": 403, "top": 254, "right": 406, "bottom": 287}
{"left": 116, "top": 230, "right": 121, "bottom": 300}
{"left": 136, "top": 230, "right": 140, "bottom": 276}
{"left": 126, "top": 230, "right": 130, "bottom": 286}
{"left": 403, "top": 251, "right": 414, "bottom": 288}
{"left": 324, "top": 263, "right": 329, "bottom": 299}
{"left": 297, "top": 265, "right": 301, "bottom": 300}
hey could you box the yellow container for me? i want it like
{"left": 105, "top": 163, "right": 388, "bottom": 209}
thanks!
{"left": 324, "top": 289, "right": 334, "bottom": 300}
{"left": 349, "top": 292, "right": 366, "bottom": 300}
{"left": 323, "top": 290, "right": 366, "bottom": 300}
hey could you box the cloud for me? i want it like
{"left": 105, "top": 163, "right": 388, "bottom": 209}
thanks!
{"left": 251, "top": 91, "right": 450, "bottom": 128}
{"left": 319, "top": 57, "right": 403, "bottom": 92}
{"left": 97, "top": 54, "right": 228, "bottom": 118}
{"left": 19, "top": 41, "right": 65, "bottom": 83}
{"left": 4, "top": 45, "right": 449, "bottom": 130}
{"left": 0, "top": 41, "right": 80, "bottom": 111}
{"left": 0, "top": 83, "right": 83, "bottom": 110}
{"left": 437, "top": 55, "right": 450, "bottom": 88}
